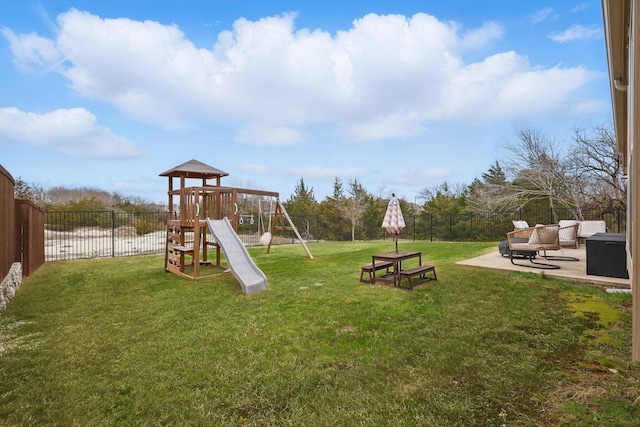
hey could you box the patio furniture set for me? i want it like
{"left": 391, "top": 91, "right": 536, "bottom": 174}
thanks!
{"left": 362, "top": 194, "right": 438, "bottom": 290}
{"left": 503, "top": 220, "right": 608, "bottom": 270}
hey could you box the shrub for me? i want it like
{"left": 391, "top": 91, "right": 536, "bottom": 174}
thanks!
{"left": 135, "top": 216, "right": 163, "bottom": 235}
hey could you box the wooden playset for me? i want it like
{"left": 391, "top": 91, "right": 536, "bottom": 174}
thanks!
{"left": 159, "top": 159, "right": 311, "bottom": 280}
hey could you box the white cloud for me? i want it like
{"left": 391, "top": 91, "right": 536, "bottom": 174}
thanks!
{"left": 531, "top": 8, "right": 556, "bottom": 24}
{"left": 439, "top": 52, "right": 597, "bottom": 119}
{"left": 1, "top": 27, "right": 62, "bottom": 70}
{"left": 496, "top": 65, "right": 594, "bottom": 114}
{"left": 570, "top": 3, "right": 592, "bottom": 14}
{"left": 0, "top": 107, "right": 143, "bottom": 158}
{"left": 460, "top": 21, "right": 504, "bottom": 50}
{"left": 570, "top": 99, "right": 608, "bottom": 114}
{"left": 549, "top": 24, "right": 602, "bottom": 43}
{"left": 344, "top": 115, "right": 424, "bottom": 142}
{"left": 2, "top": 10, "right": 598, "bottom": 145}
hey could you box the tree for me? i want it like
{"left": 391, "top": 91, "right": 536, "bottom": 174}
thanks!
{"left": 14, "top": 178, "right": 34, "bottom": 200}
{"left": 571, "top": 124, "right": 626, "bottom": 209}
{"left": 467, "top": 161, "right": 516, "bottom": 212}
{"left": 416, "top": 181, "right": 470, "bottom": 241}
{"left": 331, "top": 176, "right": 343, "bottom": 200}
{"left": 13, "top": 178, "right": 47, "bottom": 207}
{"left": 481, "top": 161, "right": 508, "bottom": 185}
{"left": 418, "top": 181, "right": 468, "bottom": 214}
{"left": 501, "top": 123, "right": 583, "bottom": 222}
{"left": 317, "top": 177, "right": 348, "bottom": 241}
{"left": 113, "top": 193, "right": 164, "bottom": 213}
{"left": 335, "top": 179, "right": 369, "bottom": 241}
{"left": 44, "top": 186, "right": 118, "bottom": 211}
{"left": 284, "top": 177, "right": 317, "bottom": 239}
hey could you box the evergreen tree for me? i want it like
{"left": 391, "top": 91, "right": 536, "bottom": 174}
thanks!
{"left": 481, "top": 161, "right": 507, "bottom": 185}
{"left": 284, "top": 177, "right": 317, "bottom": 239}
{"left": 317, "top": 177, "right": 347, "bottom": 241}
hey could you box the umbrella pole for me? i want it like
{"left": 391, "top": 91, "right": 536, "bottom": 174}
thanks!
{"left": 395, "top": 234, "right": 398, "bottom": 253}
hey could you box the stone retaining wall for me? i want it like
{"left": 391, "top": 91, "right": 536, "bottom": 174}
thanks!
{"left": 0, "top": 263, "right": 22, "bottom": 313}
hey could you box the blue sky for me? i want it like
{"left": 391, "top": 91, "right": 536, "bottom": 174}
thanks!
{"left": 0, "top": 1, "right": 612, "bottom": 205}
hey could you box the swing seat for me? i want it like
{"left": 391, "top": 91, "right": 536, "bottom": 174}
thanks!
{"left": 259, "top": 232, "right": 272, "bottom": 246}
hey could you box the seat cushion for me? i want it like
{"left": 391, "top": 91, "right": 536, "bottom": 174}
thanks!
{"left": 528, "top": 229, "right": 540, "bottom": 244}
{"left": 512, "top": 220, "right": 529, "bottom": 229}
{"left": 578, "top": 220, "right": 606, "bottom": 237}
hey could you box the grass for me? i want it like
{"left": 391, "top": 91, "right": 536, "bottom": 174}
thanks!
{"left": 0, "top": 241, "right": 638, "bottom": 426}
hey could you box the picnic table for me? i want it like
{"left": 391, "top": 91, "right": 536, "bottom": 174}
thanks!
{"left": 370, "top": 250, "right": 436, "bottom": 289}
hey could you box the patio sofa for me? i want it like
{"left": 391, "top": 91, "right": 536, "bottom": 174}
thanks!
{"left": 577, "top": 220, "right": 607, "bottom": 240}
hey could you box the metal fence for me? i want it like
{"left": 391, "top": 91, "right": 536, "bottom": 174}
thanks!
{"left": 44, "top": 207, "right": 626, "bottom": 262}
{"left": 44, "top": 210, "right": 297, "bottom": 262}
{"left": 289, "top": 206, "right": 626, "bottom": 243}
{"left": 45, "top": 211, "right": 169, "bottom": 261}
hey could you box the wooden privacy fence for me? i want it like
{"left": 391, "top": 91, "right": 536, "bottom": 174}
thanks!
{"left": 0, "top": 165, "right": 45, "bottom": 279}
{"left": 16, "top": 200, "right": 45, "bottom": 276}
{"left": 0, "top": 165, "right": 15, "bottom": 281}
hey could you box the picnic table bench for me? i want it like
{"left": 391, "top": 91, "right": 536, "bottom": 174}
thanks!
{"left": 398, "top": 264, "right": 437, "bottom": 290}
{"left": 360, "top": 261, "right": 394, "bottom": 283}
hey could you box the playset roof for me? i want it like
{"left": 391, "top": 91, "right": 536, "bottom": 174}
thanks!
{"left": 159, "top": 159, "right": 229, "bottom": 179}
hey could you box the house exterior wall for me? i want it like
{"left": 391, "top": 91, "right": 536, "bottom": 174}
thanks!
{"left": 629, "top": 0, "right": 639, "bottom": 362}
{"left": 602, "top": 0, "right": 639, "bottom": 362}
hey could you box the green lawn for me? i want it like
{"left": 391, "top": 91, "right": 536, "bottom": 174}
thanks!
{"left": 1, "top": 241, "right": 637, "bottom": 426}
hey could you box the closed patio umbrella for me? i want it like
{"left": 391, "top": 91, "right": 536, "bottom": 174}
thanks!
{"left": 381, "top": 193, "right": 405, "bottom": 253}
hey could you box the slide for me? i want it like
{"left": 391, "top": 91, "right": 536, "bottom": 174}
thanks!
{"left": 206, "top": 217, "right": 268, "bottom": 295}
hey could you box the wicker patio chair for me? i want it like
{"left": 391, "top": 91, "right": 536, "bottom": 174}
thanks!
{"left": 506, "top": 224, "right": 562, "bottom": 269}
{"left": 540, "top": 221, "right": 581, "bottom": 262}
{"left": 558, "top": 220, "right": 579, "bottom": 249}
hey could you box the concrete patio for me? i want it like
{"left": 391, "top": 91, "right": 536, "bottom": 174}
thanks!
{"left": 457, "top": 246, "right": 631, "bottom": 289}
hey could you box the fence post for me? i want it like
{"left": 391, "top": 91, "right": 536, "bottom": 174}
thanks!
{"left": 111, "top": 210, "right": 115, "bottom": 258}
{"left": 413, "top": 213, "right": 416, "bottom": 241}
{"left": 617, "top": 206, "right": 621, "bottom": 233}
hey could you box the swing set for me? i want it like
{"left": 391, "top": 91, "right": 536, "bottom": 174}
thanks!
{"left": 159, "top": 159, "right": 312, "bottom": 280}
